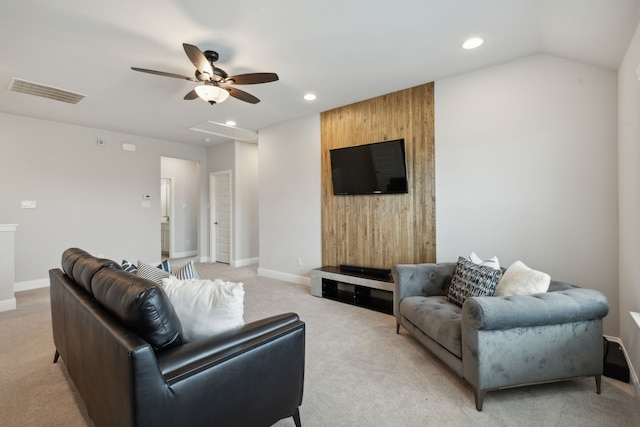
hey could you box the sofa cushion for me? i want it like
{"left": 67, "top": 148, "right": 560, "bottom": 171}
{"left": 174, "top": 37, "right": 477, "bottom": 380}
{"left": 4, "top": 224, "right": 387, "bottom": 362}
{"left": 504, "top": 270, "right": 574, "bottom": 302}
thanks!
{"left": 91, "top": 268, "right": 183, "bottom": 351}
{"left": 494, "top": 260, "right": 550, "bottom": 297}
{"left": 447, "top": 257, "right": 502, "bottom": 307}
{"left": 161, "top": 277, "right": 244, "bottom": 341}
{"left": 400, "top": 296, "right": 462, "bottom": 357}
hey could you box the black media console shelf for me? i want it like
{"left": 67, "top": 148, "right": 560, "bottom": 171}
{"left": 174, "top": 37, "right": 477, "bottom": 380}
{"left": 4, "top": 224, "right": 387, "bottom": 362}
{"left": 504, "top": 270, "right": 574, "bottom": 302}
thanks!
{"left": 310, "top": 266, "right": 394, "bottom": 315}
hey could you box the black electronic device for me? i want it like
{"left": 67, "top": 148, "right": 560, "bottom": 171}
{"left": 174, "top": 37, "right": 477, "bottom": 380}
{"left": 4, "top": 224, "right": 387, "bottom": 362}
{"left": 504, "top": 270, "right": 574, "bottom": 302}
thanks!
{"left": 339, "top": 264, "right": 391, "bottom": 278}
{"left": 329, "top": 139, "right": 408, "bottom": 195}
{"left": 603, "top": 337, "right": 630, "bottom": 383}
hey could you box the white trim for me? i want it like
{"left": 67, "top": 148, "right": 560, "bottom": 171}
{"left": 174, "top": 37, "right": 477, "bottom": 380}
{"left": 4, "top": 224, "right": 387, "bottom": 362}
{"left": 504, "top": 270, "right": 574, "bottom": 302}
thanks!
{"left": 198, "top": 256, "right": 209, "bottom": 263}
{"left": 630, "top": 311, "right": 640, "bottom": 329}
{"left": 14, "top": 278, "right": 49, "bottom": 292}
{"left": 171, "top": 250, "right": 198, "bottom": 259}
{"left": 232, "top": 257, "right": 259, "bottom": 268}
{"left": 604, "top": 334, "right": 640, "bottom": 402}
{"left": 257, "top": 267, "right": 310, "bottom": 286}
{"left": 0, "top": 224, "right": 18, "bottom": 232}
{"left": 0, "top": 297, "right": 16, "bottom": 312}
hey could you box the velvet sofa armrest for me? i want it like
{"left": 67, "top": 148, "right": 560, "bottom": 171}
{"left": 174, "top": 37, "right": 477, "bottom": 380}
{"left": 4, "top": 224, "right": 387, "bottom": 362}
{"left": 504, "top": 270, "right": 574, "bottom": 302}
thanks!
{"left": 157, "top": 312, "right": 304, "bottom": 383}
{"left": 462, "top": 288, "right": 610, "bottom": 331}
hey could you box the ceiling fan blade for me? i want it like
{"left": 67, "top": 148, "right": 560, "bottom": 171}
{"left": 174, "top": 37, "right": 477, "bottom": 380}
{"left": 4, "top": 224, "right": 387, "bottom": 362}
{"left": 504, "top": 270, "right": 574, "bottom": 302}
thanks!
{"left": 226, "top": 72, "right": 279, "bottom": 85}
{"left": 131, "top": 67, "right": 197, "bottom": 82}
{"left": 183, "top": 43, "right": 214, "bottom": 77}
{"left": 184, "top": 89, "right": 199, "bottom": 100}
{"left": 226, "top": 87, "right": 260, "bottom": 104}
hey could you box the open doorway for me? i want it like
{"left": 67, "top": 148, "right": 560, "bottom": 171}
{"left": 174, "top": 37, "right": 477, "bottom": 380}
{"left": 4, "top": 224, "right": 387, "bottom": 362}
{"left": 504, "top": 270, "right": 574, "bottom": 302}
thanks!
{"left": 160, "top": 177, "right": 174, "bottom": 259}
{"left": 161, "top": 157, "right": 199, "bottom": 260}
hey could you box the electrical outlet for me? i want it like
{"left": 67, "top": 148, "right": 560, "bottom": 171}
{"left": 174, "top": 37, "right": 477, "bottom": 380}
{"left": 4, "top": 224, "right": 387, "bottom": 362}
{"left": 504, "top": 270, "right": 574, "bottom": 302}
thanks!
{"left": 297, "top": 257, "right": 303, "bottom": 266}
{"left": 21, "top": 200, "right": 36, "bottom": 209}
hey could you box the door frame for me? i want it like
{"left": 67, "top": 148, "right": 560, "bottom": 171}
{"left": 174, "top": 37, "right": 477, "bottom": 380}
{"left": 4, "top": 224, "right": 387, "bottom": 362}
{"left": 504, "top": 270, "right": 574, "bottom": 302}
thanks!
{"left": 161, "top": 176, "right": 175, "bottom": 259}
{"left": 209, "top": 170, "right": 232, "bottom": 263}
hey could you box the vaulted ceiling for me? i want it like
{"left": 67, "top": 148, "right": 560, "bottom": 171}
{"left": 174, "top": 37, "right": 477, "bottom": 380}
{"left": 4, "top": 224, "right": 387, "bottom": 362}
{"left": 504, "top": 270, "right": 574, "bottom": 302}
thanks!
{"left": 1, "top": 0, "right": 638, "bottom": 145}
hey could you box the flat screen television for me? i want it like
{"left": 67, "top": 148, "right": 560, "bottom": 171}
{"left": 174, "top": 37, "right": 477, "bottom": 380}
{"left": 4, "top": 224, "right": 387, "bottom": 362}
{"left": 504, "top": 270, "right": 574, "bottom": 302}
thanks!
{"left": 329, "top": 139, "right": 408, "bottom": 195}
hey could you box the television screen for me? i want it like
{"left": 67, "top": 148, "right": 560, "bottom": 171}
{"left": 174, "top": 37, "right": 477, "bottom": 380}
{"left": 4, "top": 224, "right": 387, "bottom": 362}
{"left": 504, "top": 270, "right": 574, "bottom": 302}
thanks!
{"left": 329, "top": 139, "right": 408, "bottom": 195}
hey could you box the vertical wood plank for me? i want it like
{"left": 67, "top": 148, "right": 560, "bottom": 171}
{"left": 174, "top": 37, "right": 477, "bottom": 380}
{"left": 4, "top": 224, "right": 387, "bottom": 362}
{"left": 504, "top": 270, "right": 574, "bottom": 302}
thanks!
{"left": 320, "top": 82, "right": 435, "bottom": 269}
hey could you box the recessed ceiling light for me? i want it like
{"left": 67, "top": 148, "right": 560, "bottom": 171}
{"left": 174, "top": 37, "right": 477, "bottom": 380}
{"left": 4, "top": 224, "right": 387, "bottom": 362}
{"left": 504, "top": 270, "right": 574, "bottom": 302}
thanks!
{"left": 462, "top": 37, "right": 484, "bottom": 50}
{"left": 225, "top": 120, "right": 236, "bottom": 126}
{"left": 304, "top": 93, "right": 317, "bottom": 101}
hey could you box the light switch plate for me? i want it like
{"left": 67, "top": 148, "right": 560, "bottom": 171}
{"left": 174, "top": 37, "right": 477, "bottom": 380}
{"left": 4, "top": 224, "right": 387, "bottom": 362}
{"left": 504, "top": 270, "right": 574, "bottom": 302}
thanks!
{"left": 21, "top": 200, "right": 36, "bottom": 209}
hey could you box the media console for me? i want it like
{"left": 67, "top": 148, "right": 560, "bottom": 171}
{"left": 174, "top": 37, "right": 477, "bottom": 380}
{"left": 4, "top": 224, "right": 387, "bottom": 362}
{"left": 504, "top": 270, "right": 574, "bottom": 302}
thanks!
{"left": 310, "top": 266, "right": 394, "bottom": 315}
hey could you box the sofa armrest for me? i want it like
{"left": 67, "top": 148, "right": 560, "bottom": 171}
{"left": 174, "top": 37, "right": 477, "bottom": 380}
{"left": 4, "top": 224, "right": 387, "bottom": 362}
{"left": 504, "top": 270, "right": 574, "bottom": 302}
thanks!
{"left": 157, "top": 312, "right": 304, "bottom": 383}
{"left": 462, "top": 288, "right": 609, "bottom": 331}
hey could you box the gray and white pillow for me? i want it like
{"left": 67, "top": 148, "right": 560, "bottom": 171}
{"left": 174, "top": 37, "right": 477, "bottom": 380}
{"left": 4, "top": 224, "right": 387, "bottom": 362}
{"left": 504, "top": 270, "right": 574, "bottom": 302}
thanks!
{"left": 174, "top": 260, "right": 199, "bottom": 280}
{"left": 447, "top": 257, "right": 502, "bottom": 306}
{"left": 137, "top": 260, "right": 172, "bottom": 285}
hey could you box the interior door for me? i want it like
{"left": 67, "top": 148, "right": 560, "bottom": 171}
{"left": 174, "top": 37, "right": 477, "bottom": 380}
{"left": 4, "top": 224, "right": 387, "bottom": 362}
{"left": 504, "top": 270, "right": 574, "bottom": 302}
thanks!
{"left": 210, "top": 171, "right": 231, "bottom": 264}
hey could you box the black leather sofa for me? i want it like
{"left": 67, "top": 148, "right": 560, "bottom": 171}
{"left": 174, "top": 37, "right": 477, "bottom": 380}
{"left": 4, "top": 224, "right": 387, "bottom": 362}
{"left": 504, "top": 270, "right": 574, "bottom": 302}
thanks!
{"left": 50, "top": 248, "right": 306, "bottom": 427}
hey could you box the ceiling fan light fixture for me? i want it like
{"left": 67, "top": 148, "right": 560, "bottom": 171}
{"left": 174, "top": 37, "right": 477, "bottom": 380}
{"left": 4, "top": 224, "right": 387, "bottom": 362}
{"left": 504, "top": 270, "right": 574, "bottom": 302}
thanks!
{"left": 195, "top": 84, "right": 230, "bottom": 104}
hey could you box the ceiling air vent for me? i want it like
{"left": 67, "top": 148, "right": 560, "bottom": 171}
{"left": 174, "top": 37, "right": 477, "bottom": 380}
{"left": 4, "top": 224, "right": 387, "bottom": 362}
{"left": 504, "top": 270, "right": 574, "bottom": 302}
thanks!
{"left": 8, "top": 77, "right": 86, "bottom": 104}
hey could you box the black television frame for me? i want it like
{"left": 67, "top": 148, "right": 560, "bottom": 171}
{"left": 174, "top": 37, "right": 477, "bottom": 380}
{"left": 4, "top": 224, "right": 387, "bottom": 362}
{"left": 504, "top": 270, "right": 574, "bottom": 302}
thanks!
{"left": 329, "top": 138, "right": 409, "bottom": 195}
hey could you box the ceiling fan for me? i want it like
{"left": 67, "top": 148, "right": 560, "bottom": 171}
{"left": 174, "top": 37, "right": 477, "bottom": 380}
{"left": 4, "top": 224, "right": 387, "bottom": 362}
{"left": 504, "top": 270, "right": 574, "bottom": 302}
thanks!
{"left": 131, "top": 43, "right": 279, "bottom": 105}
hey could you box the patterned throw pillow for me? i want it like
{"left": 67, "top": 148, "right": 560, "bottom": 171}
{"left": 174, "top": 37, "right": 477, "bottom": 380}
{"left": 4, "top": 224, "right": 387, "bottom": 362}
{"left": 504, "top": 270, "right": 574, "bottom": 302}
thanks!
{"left": 158, "top": 259, "right": 172, "bottom": 273}
{"left": 447, "top": 257, "right": 502, "bottom": 307}
{"left": 137, "top": 260, "right": 172, "bottom": 285}
{"left": 121, "top": 259, "right": 138, "bottom": 274}
{"left": 174, "top": 260, "right": 199, "bottom": 280}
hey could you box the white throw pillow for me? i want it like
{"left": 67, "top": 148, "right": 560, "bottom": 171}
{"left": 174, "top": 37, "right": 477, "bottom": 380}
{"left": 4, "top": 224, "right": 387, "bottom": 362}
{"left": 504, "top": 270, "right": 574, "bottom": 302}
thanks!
{"left": 494, "top": 260, "right": 550, "bottom": 297}
{"left": 161, "top": 277, "right": 245, "bottom": 341}
{"left": 469, "top": 252, "right": 500, "bottom": 270}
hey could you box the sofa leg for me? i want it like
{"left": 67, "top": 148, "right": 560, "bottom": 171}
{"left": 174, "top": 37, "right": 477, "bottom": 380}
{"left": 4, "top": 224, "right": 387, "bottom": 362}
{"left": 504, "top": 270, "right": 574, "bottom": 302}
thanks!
{"left": 474, "top": 390, "right": 485, "bottom": 411}
{"left": 53, "top": 350, "right": 59, "bottom": 364}
{"left": 292, "top": 407, "right": 301, "bottom": 427}
{"left": 396, "top": 323, "right": 400, "bottom": 334}
{"left": 595, "top": 374, "right": 602, "bottom": 394}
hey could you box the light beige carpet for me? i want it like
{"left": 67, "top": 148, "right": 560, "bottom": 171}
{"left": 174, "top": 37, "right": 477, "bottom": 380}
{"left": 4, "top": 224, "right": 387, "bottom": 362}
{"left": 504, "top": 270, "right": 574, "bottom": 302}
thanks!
{"left": 1, "top": 261, "right": 638, "bottom": 427}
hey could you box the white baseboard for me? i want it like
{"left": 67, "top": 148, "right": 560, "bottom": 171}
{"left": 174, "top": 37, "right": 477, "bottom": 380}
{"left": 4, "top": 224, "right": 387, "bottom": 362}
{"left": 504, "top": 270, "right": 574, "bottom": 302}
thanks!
{"left": 232, "top": 257, "right": 259, "bottom": 268}
{"left": 172, "top": 250, "right": 198, "bottom": 259}
{"left": 0, "top": 297, "right": 17, "bottom": 312}
{"left": 14, "top": 278, "right": 49, "bottom": 292}
{"left": 603, "top": 335, "right": 640, "bottom": 402}
{"left": 257, "top": 267, "right": 310, "bottom": 286}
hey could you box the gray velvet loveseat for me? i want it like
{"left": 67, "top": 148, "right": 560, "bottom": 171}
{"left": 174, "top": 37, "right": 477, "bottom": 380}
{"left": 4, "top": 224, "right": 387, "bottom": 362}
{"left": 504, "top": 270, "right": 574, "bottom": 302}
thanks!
{"left": 393, "top": 259, "right": 609, "bottom": 410}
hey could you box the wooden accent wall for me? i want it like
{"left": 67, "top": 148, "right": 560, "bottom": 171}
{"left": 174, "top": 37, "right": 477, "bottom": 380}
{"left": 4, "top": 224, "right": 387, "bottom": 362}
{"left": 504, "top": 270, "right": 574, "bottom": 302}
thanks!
{"left": 320, "top": 82, "right": 436, "bottom": 269}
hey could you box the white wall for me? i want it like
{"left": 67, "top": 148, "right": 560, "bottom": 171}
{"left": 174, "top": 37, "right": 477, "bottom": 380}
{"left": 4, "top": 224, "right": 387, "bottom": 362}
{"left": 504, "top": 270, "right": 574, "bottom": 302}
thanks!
{"left": 0, "top": 112, "right": 208, "bottom": 286}
{"left": 258, "top": 115, "right": 322, "bottom": 284}
{"left": 206, "top": 141, "right": 259, "bottom": 265}
{"left": 618, "top": 22, "right": 640, "bottom": 381}
{"left": 234, "top": 142, "right": 259, "bottom": 264}
{"left": 435, "top": 54, "right": 619, "bottom": 335}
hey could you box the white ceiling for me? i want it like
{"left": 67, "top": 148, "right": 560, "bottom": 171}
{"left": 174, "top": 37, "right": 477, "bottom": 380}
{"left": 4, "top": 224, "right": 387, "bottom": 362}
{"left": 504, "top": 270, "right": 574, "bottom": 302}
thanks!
{"left": 1, "top": 0, "right": 639, "bottom": 146}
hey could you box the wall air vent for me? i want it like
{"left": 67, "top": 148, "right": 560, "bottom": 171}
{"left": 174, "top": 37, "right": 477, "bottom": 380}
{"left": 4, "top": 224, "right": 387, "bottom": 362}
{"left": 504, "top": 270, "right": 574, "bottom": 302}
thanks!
{"left": 8, "top": 78, "right": 86, "bottom": 104}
